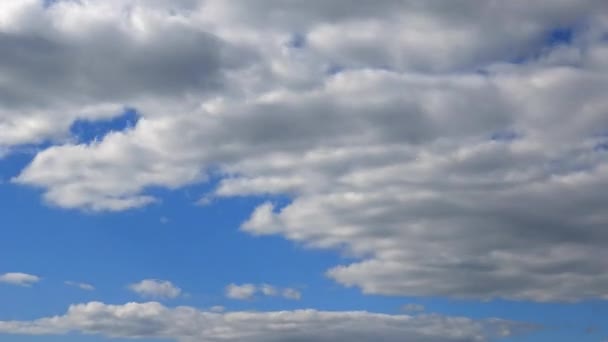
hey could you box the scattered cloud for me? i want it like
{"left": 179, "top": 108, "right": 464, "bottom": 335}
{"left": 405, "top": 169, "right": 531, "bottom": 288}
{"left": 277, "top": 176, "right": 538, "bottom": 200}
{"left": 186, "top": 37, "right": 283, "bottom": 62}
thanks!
{"left": 225, "top": 283, "right": 257, "bottom": 300}
{"left": 259, "top": 284, "right": 278, "bottom": 296}
{"left": 282, "top": 288, "right": 302, "bottom": 300}
{"left": 226, "top": 283, "right": 301, "bottom": 301}
{"left": 0, "top": 273, "right": 40, "bottom": 287}
{"left": 129, "top": 279, "right": 182, "bottom": 299}
{"left": 0, "top": 301, "right": 531, "bottom": 342}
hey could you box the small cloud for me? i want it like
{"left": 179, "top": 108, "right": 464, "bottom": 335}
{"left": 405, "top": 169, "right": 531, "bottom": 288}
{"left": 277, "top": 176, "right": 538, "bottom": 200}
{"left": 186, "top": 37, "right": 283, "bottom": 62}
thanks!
{"left": 282, "top": 288, "right": 302, "bottom": 300}
{"left": 196, "top": 194, "right": 214, "bottom": 206}
{"left": 260, "top": 284, "right": 278, "bottom": 296}
{"left": 129, "top": 279, "right": 182, "bottom": 299}
{"left": 0, "top": 273, "right": 40, "bottom": 287}
{"left": 226, "top": 283, "right": 302, "bottom": 300}
{"left": 160, "top": 216, "right": 170, "bottom": 224}
{"left": 209, "top": 306, "right": 225, "bottom": 313}
{"left": 402, "top": 304, "right": 425, "bottom": 313}
{"left": 65, "top": 281, "right": 95, "bottom": 291}
{"left": 226, "top": 283, "right": 257, "bottom": 300}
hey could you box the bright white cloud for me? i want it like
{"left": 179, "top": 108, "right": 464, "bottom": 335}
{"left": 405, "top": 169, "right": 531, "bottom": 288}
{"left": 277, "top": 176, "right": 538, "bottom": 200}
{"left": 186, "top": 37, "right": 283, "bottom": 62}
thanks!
{"left": 0, "top": 273, "right": 40, "bottom": 287}
{"left": 0, "top": 301, "right": 529, "bottom": 342}
{"left": 129, "top": 279, "right": 181, "bottom": 299}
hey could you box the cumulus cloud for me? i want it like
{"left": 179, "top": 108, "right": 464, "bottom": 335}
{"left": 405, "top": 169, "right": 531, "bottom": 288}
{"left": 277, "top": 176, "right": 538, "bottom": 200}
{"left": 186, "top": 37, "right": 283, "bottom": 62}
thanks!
{"left": 0, "top": 272, "right": 40, "bottom": 287}
{"left": 0, "top": 0, "right": 251, "bottom": 151}
{"left": 225, "top": 283, "right": 257, "bottom": 300}
{"left": 129, "top": 279, "right": 181, "bottom": 299}
{"left": 4, "top": 0, "right": 608, "bottom": 302}
{"left": 226, "top": 283, "right": 301, "bottom": 301}
{"left": 0, "top": 301, "right": 529, "bottom": 342}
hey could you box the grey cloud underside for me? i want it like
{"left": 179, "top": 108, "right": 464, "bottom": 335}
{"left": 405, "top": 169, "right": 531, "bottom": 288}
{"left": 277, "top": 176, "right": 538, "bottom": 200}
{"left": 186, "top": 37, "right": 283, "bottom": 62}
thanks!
{"left": 0, "top": 302, "right": 527, "bottom": 342}
{"left": 0, "top": 0, "right": 251, "bottom": 146}
{"left": 4, "top": 0, "right": 608, "bottom": 301}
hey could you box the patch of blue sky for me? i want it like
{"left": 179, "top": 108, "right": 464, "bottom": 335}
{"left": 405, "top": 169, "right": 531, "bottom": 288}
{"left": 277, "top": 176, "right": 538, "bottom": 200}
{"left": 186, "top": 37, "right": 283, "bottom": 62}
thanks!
{"left": 287, "top": 33, "right": 307, "bottom": 49}
{"left": 594, "top": 141, "right": 608, "bottom": 152}
{"left": 508, "top": 27, "right": 576, "bottom": 65}
{"left": 490, "top": 130, "right": 520, "bottom": 142}
{"left": 546, "top": 28, "right": 574, "bottom": 46}
{"left": 69, "top": 109, "right": 139, "bottom": 144}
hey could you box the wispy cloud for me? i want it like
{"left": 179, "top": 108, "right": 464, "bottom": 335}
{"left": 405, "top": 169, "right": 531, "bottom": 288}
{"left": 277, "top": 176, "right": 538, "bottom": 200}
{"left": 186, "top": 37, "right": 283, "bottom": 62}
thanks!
{"left": 65, "top": 281, "right": 95, "bottom": 291}
{"left": 226, "top": 283, "right": 301, "bottom": 301}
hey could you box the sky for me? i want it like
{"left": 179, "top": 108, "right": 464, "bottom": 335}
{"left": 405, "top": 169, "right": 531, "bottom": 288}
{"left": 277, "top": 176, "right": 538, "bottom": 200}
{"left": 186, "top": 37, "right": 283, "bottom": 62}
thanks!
{"left": 0, "top": 0, "right": 608, "bottom": 341}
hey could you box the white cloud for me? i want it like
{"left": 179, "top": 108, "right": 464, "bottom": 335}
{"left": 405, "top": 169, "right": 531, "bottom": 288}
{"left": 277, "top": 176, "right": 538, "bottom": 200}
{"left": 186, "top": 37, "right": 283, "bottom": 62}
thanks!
{"left": 282, "top": 288, "right": 302, "bottom": 300}
{"left": 226, "top": 283, "right": 302, "bottom": 301}
{"left": 0, "top": 301, "right": 530, "bottom": 342}
{"left": 3, "top": 0, "right": 608, "bottom": 302}
{"left": 259, "top": 284, "right": 278, "bottom": 296}
{"left": 129, "top": 279, "right": 181, "bottom": 299}
{"left": 65, "top": 281, "right": 95, "bottom": 291}
{"left": 225, "top": 283, "right": 257, "bottom": 300}
{"left": 0, "top": 273, "right": 40, "bottom": 287}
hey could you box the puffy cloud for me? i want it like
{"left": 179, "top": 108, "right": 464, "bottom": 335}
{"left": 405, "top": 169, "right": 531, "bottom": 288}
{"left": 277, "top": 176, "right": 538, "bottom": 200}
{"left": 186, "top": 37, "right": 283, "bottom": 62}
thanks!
{"left": 129, "top": 279, "right": 181, "bottom": 299}
{"left": 0, "top": 301, "right": 529, "bottom": 342}
{"left": 4, "top": 0, "right": 608, "bottom": 302}
{"left": 65, "top": 281, "right": 95, "bottom": 291}
{"left": 0, "top": 0, "right": 251, "bottom": 150}
{"left": 225, "top": 283, "right": 257, "bottom": 300}
{"left": 0, "top": 272, "right": 40, "bottom": 287}
{"left": 226, "top": 283, "right": 301, "bottom": 301}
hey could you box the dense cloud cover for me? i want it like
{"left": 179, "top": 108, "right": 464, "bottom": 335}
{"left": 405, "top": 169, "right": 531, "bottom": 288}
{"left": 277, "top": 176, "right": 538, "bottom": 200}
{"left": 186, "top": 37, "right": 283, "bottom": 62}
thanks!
{"left": 2, "top": 0, "right": 608, "bottom": 304}
{"left": 0, "top": 302, "right": 526, "bottom": 342}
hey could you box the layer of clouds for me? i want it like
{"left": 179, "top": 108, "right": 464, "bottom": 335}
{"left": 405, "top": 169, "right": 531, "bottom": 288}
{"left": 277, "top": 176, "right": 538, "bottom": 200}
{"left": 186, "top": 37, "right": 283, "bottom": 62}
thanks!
{"left": 0, "top": 272, "right": 40, "bottom": 287}
{"left": 226, "top": 283, "right": 301, "bottom": 301}
{"left": 128, "top": 279, "right": 182, "bottom": 299}
{"left": 0, "top": 301, "right": 527, "bottom": 342}
{"left": 3, "top": 0, "right": 608, "bottom": 301}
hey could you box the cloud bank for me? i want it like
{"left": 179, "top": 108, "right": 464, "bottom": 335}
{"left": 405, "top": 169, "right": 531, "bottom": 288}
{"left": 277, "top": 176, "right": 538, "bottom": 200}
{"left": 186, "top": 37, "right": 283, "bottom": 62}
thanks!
{"left": 0, "top": 301, "right": 527, "bottom": 342}
{"left": 2, "top": 0, "right": 608, "bottom": 301}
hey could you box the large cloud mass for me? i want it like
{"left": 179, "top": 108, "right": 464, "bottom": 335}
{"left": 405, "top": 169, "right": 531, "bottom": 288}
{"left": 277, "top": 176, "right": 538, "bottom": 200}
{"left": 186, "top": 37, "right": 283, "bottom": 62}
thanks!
{"left": 0, "top": 302, "right": 526, "bottom": 342}
{"left": 3, "top": 0, "right": 608, "bottom": 301}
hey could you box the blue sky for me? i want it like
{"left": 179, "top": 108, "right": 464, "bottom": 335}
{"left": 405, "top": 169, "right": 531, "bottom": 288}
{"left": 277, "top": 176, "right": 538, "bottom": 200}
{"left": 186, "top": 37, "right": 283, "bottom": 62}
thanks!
{"left": 1, "top": 1, "right": 608, "bottom": 342}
